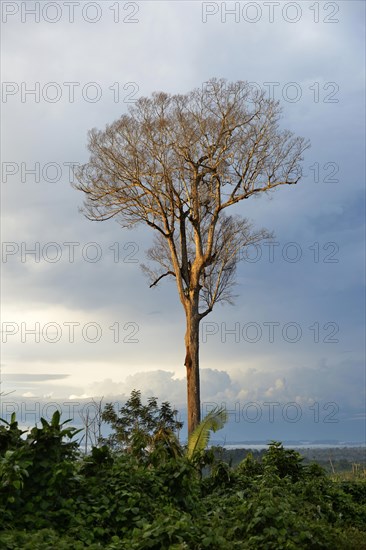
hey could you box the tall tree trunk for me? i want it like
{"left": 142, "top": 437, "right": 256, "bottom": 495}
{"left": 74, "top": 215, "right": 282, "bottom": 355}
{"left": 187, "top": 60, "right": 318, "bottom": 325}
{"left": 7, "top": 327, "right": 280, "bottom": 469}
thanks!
{"left": 184, "top": 304, "right": 201, "bottom": 436}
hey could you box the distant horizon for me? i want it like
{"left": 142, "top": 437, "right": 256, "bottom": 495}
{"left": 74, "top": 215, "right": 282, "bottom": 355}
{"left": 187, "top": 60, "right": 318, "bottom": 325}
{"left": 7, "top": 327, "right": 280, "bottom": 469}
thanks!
{"left": 216, "top": 441, "right": 366, "bottom": 449}
{"left": 1, "top": 391, "right": 364, "bottom": 447}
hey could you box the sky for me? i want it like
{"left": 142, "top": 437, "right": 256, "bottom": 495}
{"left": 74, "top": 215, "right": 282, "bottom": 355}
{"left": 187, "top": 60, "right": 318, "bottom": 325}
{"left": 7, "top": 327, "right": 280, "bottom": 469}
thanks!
{"left": 1, "top": 0, "right": 365, "bottom": 444}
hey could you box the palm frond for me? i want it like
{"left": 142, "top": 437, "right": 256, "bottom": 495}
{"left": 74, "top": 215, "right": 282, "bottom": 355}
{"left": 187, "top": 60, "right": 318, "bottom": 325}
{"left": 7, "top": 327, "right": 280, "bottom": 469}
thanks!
{"left": 186, "top": 407, "right": 227, "bottom": 459}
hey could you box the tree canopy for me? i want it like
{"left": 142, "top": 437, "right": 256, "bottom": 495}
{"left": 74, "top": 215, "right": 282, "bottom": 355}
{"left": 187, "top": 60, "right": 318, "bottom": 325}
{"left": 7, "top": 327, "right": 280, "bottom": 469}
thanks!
{"left": 75, "top": 78, "right": 309, "bottom": 314}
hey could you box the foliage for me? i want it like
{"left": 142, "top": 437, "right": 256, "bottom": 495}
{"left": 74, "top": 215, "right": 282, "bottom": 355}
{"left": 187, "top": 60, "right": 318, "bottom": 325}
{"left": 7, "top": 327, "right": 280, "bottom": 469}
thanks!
{"left": 0, "top": 413, "right": 26, "bottom": 453}
{"left": 0, "top": 410, "right": 81, "bottom": 530}
{"left": 186, "top": 407, "right": 227, "bottom": 460}
{"left": 261, "top": 440, "right": 306, "bottom": 481}
{"left": 1, "top": 403, "right": 365, "bottom": 549}
{"left": 101, "top": 389, "right": 183, "bottom": 459}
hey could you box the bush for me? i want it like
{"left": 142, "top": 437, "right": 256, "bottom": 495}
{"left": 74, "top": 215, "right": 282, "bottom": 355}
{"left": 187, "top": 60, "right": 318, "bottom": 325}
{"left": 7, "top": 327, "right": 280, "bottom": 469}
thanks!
{"left": 0, "top": 411, "right": 81, "bottom": 531}
{"left": 1, "top": 409, "right": 365, "bottom": 549}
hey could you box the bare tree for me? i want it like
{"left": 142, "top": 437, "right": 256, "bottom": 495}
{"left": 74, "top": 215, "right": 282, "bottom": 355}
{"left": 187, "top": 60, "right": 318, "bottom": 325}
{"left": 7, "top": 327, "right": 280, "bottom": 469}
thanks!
{"left": 78, "top": 397, "right": 104, "bottom": 453}
{"left": 74, "top": 78, "right": 310, "bottom": 435}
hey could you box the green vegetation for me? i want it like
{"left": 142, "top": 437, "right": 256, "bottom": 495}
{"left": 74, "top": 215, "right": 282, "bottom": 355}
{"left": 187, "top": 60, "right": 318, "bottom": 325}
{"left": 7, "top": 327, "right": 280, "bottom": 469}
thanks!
{"left": 1, "top": 392, "right": 365, "bottom": 549}
{"left": 210, "top": 446, "right": 366, "bottom": 477}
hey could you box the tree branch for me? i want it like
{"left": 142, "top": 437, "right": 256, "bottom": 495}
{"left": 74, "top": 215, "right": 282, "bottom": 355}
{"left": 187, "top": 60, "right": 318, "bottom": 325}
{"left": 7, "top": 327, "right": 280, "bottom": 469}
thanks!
{"left": 149, "top": 270, "right": 176, "bottom": 288}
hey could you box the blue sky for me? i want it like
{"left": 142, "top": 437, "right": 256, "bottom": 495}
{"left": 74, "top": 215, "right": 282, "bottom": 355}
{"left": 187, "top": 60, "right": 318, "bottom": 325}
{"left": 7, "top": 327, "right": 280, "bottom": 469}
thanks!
{"left": 1, "top": 1, "right": 365, "bottom": 443}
